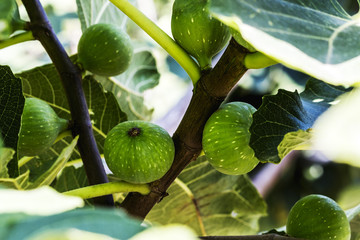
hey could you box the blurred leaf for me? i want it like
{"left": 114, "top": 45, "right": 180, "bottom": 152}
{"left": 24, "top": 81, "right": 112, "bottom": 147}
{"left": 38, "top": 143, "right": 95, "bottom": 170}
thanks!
{"left": 312, "top": 88, "right": 360, "bottom": 167}
{"left": 29, "top": 136, "right": 78, "bottom": 189}
{"left": 210, "top": 0, "right": 360, "bottom": 86}
{"left": 0, "top": 186, "right": 84, "bottom": 215}
{"left": 250, "top": 78, "right": 351, "bottom": 163}
{"left": 0, "top": 170, "right": 29, "bottom": 189}
{"left": 54, "top": 165, "right": 88, "bottom": 192}
{"left": 278, "top": 130, "right": 312, "bottom": 160}
{"left": 76, "top": 0, "right": 135, "bottom": 31}
{"left": 17, "top": 64, "right": 126, "bottom": 180}
{"left": 0, "top": 213, "right": 31, "bottom": 240}
{"left": 346, "top": 204, "right": 360, "bottom": 239}
{"left": 146, "top": 156, "right": 267, "bottom": 236}
{"left": 0, "top": 65, "right": 25, "bottom": 177}
{"left": 96, "top": 48, "right": 160, "bottom": 120}
{"left": 0, "top": 0, "right": 23, "bottom": 40}
{"left": 5, "top": 207, "right": 145, "bottom": 240}
{"left": 130, "top": 224, "right": 198, "bottom": 240}
{"left": 28, "top": 228, "right": 118, "bottom": 240}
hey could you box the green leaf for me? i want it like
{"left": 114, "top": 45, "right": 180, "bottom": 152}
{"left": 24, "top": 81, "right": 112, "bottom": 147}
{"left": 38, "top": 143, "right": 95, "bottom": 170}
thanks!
{"left": 54, "top": 165, "right": 88, "bottom": 193}
{"left": 96, "top": 49, "right": 160, "bottom": 120}
{"left": 210, "top": 0, "right": 360, "bottom": 86}
{"left": 16, "top": 63, "right": 126, "bottom": 180}
{"left": 277, "top": 129, "right": 312, "bottom": 160}
{"left": 0, "top": 213, "right": 30, "bottom": 240}
{"left": 0, "top": 170, "right": 29, "bottom": 189}
{"left": 0, "top": 65, "right": 25, "bottom": 177}
{"left": 29, "top": 136, "right": 78, "bottom": 189}
{"left": 146, "top": 156, "right": 267, "bottom": 236}
{"left": 250, "top": 78, "right": 350, "bottom": 163}
{"left": 76, "top": 0, "right": 134, "bottom": 31}
{"left": 0, "top": 147, "right": 15, "bottom": 178}
{"left": 5, "top": 208, "right": 145, "bottom": 240}
{"left": 0, "top": 0, "right": 23, "bottom": 40}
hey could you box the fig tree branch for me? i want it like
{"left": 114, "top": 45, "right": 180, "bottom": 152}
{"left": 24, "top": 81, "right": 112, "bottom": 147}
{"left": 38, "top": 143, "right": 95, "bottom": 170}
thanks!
{"left": 21, "top": 0, "right": 113, "bottom": 206}
{"left": 121, "top": 38, "right": 249, "bottom": 218}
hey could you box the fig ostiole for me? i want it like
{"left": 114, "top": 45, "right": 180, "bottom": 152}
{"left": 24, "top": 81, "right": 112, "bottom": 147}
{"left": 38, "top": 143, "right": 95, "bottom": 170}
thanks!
{"left": 17, "top": 98, "right": 69, "bottom": 157}
{"left": 202, "top": 102, "right": 259, "bottom": 175}
{"left": 77, "top": 23, "right": 133, "bottom": 77}
{"left": 104, "top": 121, "right": 175, "bottom": 184}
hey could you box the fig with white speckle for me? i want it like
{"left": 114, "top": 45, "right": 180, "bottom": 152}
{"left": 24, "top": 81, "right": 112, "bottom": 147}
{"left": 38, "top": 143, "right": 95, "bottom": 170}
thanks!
{"left": 202, "top": 102, "right": 259, "bottom": 175}
{"left": 17, "top": 98, "right": 69, "bottom": 157}
{"left": 171, "top": 0, "right": 231, "bottom": 69}
{"left": 104, "top": 121, "right": 175, "bottom": 184}
{"left": 286, "top": 194, "right": 350, "bottom": 240}
{"left": 77, "top": 23, "right": 133, "bottom": 76}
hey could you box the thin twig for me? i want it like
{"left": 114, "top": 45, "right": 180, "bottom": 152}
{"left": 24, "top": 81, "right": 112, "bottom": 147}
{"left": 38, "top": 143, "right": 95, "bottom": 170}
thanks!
{"left": 21, "top": 0, "right": 113, "bottom": 206}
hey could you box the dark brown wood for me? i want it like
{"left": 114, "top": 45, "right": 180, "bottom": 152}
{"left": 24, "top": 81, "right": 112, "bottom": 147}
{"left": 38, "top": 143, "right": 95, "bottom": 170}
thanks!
{"left": 121, "top": 39, "right": 249, "bottom": 218}
{"left": 22, "top": 0, "right": 113, "bottom": 206}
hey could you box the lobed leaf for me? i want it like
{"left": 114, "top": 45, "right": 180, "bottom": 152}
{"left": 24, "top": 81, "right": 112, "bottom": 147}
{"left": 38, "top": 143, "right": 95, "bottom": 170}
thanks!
{"left": 210, "top": 0, "right": 360, "bottom": 86}
{"left": 146, "top": 156, "right": 267, "bottom": 236}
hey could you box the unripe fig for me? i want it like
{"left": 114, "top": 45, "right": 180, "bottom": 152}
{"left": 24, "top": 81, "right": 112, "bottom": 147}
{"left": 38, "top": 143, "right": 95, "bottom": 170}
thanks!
{"left": 77, "top": 23, "right": 133, "bottom": 76}
{"left": 18, "top": 98, "right": 69, "bottom": 156}
{"left": 202, "top": 102, "right": 259, "bottom": 175}
{"left": 104, "top": 121, "right": 175, "bottom": 184}
{"left": 286, "top": 194, "right": 351, "bottom": 240}
{"left": 171, "top": 0, "right": 231, "bottom": 69}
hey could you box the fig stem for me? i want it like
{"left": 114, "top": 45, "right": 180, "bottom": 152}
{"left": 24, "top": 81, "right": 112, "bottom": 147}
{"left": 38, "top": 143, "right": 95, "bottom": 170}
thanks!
{"left": 62, "top": 181, "right": 151, "bottom": 199}
{"left": 109, "top": 0, "right": 201, "bottom": 85}
{"left": 0, "top": 31, "right": 35, "bottom": 49}
{"left": 244, "top": 52, "right": 278, "bottom": 69}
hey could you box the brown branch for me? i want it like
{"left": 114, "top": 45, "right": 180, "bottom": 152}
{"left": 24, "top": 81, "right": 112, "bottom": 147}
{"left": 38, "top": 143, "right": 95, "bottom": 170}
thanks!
{"left": 21, "top": 0, "right": 113, "bottom": 206}
{"left": 121, "top": 38, "right": 249, "bottom": 218}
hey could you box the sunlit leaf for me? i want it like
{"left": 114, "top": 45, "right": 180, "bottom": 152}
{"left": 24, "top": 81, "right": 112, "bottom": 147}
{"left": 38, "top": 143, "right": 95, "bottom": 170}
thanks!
{"left": 96, "top": 48, "right": 160, "bottom": 120}
{"left": 210, "top": 0, "right": 360, "bottom": 86}
{"left": 277, "top": 129, "right": 312, "bottom": 160}
{"left": 76, "top": 0, "right": 135, "bottom": 31}
{"left": 146, "top": 157, "right": 267, "bottom": 236}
